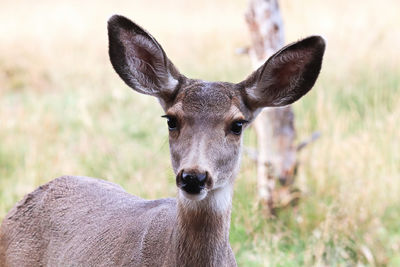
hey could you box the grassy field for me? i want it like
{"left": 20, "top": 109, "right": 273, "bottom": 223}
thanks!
{"left": 1, "top": 0, "right": 399, "bottom": 265}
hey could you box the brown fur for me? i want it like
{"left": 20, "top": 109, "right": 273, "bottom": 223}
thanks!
{"left": 0, "top": 15, "right": 325, "bottom": 266}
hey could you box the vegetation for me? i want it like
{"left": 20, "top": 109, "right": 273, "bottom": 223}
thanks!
{"left": 0, "top": 0, "right": 399, "bottom": 265}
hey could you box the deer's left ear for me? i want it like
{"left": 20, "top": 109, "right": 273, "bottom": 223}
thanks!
{"left": 239, "top": 36, "right": 325, "bottom": 109}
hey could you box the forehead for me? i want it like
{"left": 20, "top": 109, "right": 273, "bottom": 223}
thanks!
{"left": 175, "top": 80, "right": 240, "bottom": 117}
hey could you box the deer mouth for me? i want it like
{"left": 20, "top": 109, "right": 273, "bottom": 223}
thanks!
{"left": 179, "top": 188, "right": 207, "bottom": 201}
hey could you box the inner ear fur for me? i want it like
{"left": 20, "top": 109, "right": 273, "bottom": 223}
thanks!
{"left": 108, "top": 15, "right": 182, "bottom": 102}
{"left": 240, "top": 36, "right": 326, "bottom": 109}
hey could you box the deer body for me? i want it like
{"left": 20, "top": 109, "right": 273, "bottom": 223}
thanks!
{"left": 0, "top": 15, "right": 325, "bottom": 267}
{"left": 0, "top": 176, "right": 235, "bottom": 266}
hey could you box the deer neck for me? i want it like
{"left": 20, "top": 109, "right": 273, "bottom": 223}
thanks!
{"left": 174, "top": 185, "right": 233, "bottom": 266}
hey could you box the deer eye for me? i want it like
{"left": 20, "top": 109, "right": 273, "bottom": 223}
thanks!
{"left": 230, "top": 120, "right": 247, "bottom": 135}
{"left": 162, "top": 115, "right": 178, "bottom": 131}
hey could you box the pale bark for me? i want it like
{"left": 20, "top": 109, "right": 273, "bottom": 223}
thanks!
{"left": 245, "top": 0, "right": 297, "bottom": 213}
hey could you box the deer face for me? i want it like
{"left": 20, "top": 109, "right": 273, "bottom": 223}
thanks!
{"left": 108, "top": 15, "right": 325, "bottom": 201}
{"left": 165, "top": 80, "right": 251, "bottom": 200}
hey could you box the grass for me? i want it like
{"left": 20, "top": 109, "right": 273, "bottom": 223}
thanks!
{"left": 1, "top": 0, "right": 400, "bottom": 266}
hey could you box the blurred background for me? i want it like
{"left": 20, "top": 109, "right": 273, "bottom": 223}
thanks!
{"left": 0, "top": 0, "right": 399, "bottom": 265}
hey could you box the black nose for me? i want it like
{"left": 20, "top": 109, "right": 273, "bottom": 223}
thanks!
{"left": 178, "top": 171, "right": 208, "bottom": 194}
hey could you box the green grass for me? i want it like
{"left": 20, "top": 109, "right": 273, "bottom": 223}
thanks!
{"left": 1, "top": 0, "right": 400, "bottom": 266}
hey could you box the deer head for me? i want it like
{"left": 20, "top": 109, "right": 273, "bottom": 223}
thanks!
{"left": 108, "top": 15, "right": 325, "bottom": 204}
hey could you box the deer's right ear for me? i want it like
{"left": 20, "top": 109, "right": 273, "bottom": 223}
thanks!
{"left": 108, "top": 15, "right": 182, "bottom": 103}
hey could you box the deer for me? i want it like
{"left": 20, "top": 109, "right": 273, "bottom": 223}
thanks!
{"left": 0, "top": 15, "right": 325, "bottom": 267}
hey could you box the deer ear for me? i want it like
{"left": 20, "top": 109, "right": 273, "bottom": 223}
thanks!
{"left": 240, "top": 36, "right": 325, "bottom": 109}
{"left": 108, "top": 15, "right": 182, "bottom": 102}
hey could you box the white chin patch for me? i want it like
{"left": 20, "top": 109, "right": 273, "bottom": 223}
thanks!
{"left": 180, "top": 189, "right": 207, "bottom": 201}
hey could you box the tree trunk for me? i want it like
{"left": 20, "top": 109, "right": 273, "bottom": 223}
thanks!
{"left": 245, "top": 0, "right": 298, "bottom": 214}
